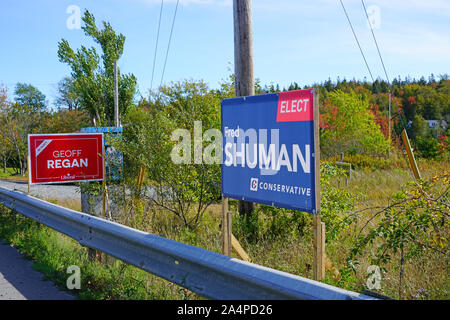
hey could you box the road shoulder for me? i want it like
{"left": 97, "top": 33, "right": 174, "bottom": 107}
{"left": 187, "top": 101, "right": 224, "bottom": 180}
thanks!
{"left": 0, "top": 240, "right": 75, "bottom": 300}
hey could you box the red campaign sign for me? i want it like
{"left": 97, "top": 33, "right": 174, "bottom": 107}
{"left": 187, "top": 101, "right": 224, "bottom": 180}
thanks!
{"left": 28, "top": 133, "right": 104, "bottom": 184}
{"left": 276, "top": 89, "right": 314, "bottom": 122}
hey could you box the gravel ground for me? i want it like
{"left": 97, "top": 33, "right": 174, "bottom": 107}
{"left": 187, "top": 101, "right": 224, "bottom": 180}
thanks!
{"left": 0, "top": 180, "right": 80, "bottom": 201}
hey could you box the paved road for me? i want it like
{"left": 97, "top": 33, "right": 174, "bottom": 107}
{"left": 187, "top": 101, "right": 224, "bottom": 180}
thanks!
{"left": 0, "top": 180, "right": 78, "bottom": 299}
{"left": 0, "top": 240, "right": 75, "bottom": 300}
{"left": 0, "top": 180, "right": 80, "bottom": 200}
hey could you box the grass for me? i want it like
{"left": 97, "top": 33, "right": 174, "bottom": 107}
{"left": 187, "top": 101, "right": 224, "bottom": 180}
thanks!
{"left": 326, "top": 158, "right": 449, "bottom": 299}
{"left": 46, "top": 198, "right": 82, "bottom": 212}
{"left": 0, "top": 209, "right": 197, "bottom": 300}
{"left": 0, "top": 158, "right": 448, "bottom": 300}
{"left": 0, "top": 167, "right": 28, "bottom": 182}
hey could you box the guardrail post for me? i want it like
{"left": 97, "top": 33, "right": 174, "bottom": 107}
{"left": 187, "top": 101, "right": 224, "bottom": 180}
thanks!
{"left": 81, "top": 187, "right": 103, "bottom": 262}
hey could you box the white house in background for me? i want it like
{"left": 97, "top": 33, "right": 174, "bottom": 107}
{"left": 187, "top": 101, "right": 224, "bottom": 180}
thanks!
{"left": 407, "top": 119, "right": 447, "bottom": 130}
{"left": 406, "top": 119, "right": 448, "bottom": 137}
{"left": 426, "top": 120, "right": 447, "bottom": 131}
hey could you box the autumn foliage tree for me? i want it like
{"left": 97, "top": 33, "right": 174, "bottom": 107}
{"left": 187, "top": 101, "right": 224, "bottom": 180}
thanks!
{"left": 0, "top": 83, "right": 48, "bottom": 174}
{"left": 320, "top": 90, "right": 389, "bottom": 157}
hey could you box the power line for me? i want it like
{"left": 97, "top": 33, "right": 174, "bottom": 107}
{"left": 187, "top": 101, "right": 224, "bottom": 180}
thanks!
{"left": 339, "top": 0, "right": 409, "bottom": 163}
{"left": 359, "top": 0, "right": 408, "bottom": 131}
{"left": 150, "top": 0, "right": 164, "bottom": 92}
{"left": 339, "top": 0, "right": 375, "bottom": 83}
{"left": 360, "top": 0, "right": 391, "bottom": 89}
{"left": 159, "top": 0, "right": 180, "bottom": 89}
{"left": 354, "top": 2, "right": 411, "bottom": 175}
{"left": 339, "top": 0, "right": 386, "bottom": 112}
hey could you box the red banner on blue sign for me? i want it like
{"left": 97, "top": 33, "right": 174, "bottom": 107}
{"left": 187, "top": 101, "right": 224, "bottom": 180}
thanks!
{"left": 276, "top": 90, "right": 314, "bottom": 122}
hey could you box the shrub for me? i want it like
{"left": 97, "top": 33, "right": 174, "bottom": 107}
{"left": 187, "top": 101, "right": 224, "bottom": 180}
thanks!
{"left": 346, "top": 171, "right": 449, "bottom": 298}
{"left": 415, "top": 136, "right": 440, "bottom": 159}
{"left": 233, "top": 162, "right": 355, "bottom": 243}
{"left": 113, "top": 80, "right": 221, "bottom": 230}
{"left": 319, "top": 162, "right": 356, "bottom": 241}
{"left": 320, "top": 90, "right": 389, "bottom": 157}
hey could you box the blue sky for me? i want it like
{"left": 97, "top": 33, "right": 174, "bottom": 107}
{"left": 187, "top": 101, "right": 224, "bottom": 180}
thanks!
{"left": 1, "top": 0, "right": 449, "bottom": 107}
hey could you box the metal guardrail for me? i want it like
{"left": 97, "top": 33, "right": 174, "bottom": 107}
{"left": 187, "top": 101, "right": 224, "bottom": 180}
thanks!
{"left": 0, "top": 186, "right": 376, "bottom": 300}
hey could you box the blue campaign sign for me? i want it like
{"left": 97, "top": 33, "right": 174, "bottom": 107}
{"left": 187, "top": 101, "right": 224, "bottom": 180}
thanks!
{"left": 80, "top": 127, "right": 123, "bottom": 181}
{"left": 221, "top": 89, "right": 319, "bottom": 213}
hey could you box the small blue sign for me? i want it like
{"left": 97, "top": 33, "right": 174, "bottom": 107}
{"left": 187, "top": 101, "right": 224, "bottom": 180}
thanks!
{"left": 81, "top": 127, "right": 123, "bottom": 181}
{"left": 221, "top": 89, "right": 318, "bottom": 213}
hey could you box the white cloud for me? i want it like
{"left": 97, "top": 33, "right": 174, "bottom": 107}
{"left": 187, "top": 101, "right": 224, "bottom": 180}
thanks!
{"left": 252, "top": 0, "right": 450, "bottom": 18}
{"left": 370, "top": 0, "right": 450, "bottom": 16}
{"left": 378, "top": 27, "right": 450, "bottom": 61}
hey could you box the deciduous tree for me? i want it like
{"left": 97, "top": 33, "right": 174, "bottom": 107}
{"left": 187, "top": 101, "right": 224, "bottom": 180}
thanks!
{"left": 57, "top": 10, "right": 137, "bottom": 125}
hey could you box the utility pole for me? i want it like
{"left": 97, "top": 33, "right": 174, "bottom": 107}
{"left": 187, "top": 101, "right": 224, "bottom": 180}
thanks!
{"left": 388, "top": 92, "right": 391, "bottom": 157}
{"left": 114, "top": 60, "right": 119, "bottom": 127}
{"left": 234, "top": 0, "right": 254, "bottom": 99}
{"left": 233, "top": 0, "right": 255, "bottom": 218}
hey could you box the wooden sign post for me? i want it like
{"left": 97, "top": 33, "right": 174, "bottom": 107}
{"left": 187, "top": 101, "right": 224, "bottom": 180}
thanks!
{"left": 222, "top": 197, "right": 232, "bottom": 257}
{"left": 313, "top": 215, "right": 326, "bottom": 281}
{"left": 401, "top": 129, "right": 421, "bottom": 180}
{"left": 27, "top": 153, "right": 31, "bottom": 195}
{"left": 312, "top": 91, "right": 325, "bottom": 281}
{"left": 222, "top": 197, "right": 251, "bottom": 262}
